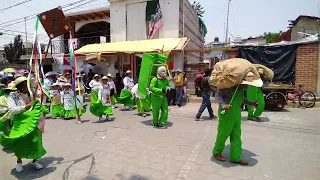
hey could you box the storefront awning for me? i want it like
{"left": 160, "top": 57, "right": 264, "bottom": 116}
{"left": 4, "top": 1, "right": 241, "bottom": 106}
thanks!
{"left": 74, "top": 37, "right": 189, "bottom": 55}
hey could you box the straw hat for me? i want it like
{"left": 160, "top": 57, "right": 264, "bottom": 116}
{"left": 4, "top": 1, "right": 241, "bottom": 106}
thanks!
{"left": 51, "top": 83, "right": 59, "bottom": 87}
{"left": 14, "top": 77, "right": 27, "bottom": 86}
{"left": 63, "top": 83, "right": 72, "bottom": 87}
{"left": 240, "top": 72, "right": 263, "bottom": 87}
{"left": 101, "top": 76, "right": 109, "bottom": 80}
{"left": 65, "top": 72, "right": 70, "bottom": 75}
{"left": 107, "top": 73, "right": 113, "bottom": 77}
{"left": 126, "top": 70, "right": 132, "bottom": 74}
{"left": 5, "top": 82, "right": 17, "bottom": 90}
{"left": 176, "top": 69, "right": 182, "bottom": 73}
{"left": 94, "top": 74, "right": 99, "bottom": 77}
{"left": 77, "top": 75, "right": 82, "bottom": 78}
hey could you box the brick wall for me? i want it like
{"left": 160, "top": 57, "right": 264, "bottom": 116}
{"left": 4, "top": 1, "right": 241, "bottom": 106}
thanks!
{"left": 295, "top": 43, "right": 319, "bottom": 93}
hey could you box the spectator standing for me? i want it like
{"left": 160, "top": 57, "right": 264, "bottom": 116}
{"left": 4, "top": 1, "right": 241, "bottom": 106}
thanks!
{"left": 175, "top": 69, "right": 184, "bottom": 107}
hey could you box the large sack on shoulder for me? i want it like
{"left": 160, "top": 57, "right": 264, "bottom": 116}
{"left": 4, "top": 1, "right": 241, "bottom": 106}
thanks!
{"left": 254, "top": 64, "right": 274, "bottom": 80}
{"left": 210, "top": 58, "right": 260, "bottom": 89}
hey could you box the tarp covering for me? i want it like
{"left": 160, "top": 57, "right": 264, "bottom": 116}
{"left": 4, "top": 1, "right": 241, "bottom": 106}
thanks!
{"left": 75, "top": 38, "right": 189, "bottom": 55}
{"left": 237, "top": 45, "right": 297, "bottom": 84}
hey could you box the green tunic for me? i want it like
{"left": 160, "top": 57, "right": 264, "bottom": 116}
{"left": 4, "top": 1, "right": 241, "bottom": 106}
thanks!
{"left": 247, "top": 86, "right": 265, "bottom": 118}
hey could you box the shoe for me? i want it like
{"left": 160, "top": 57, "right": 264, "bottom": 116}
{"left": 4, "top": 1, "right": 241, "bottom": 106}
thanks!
{"left": 209, "top": 116, "right": 215, "bottom": 120}
{"left": 214, "top": 155, "right": 225, "bottom": 162}
{"left": 98, "top": 117, "right": 104, "bottom": 122}
{"left": 105, "top": 116, "right": 111, "bottom": 121}
{"left": 142, "top": 113, "right": 147, "bottom": 117}
{"left": 16, "top": 163, "right": 23, "bottom": 172}
{"left": 195, "top": 117, "right": 203, "bottom": 121}
{"left": 158, "top": 124, "right": 167, "bottom": 128}
{"left": 32, "top": 161, "right": 43, "bottom": 170}
{"left": 77, "top": 120, "right": 83, "bottom": 124}
{"left": 232, "top": 159, "right": 249, "bottom": 165}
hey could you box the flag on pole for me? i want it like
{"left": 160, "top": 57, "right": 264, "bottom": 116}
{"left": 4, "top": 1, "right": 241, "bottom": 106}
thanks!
{"left": 146, "top": 0, "right": 163, "bottom": 39}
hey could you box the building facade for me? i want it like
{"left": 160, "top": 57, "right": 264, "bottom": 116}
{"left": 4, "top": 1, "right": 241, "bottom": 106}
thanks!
{"left": 51, "top": 0, "right": 205, "bottom": 79}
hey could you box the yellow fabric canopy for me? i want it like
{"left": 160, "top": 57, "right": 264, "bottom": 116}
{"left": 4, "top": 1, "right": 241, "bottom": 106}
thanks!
{"left": 75, "top": 37, "right": 189, "bottom": 55}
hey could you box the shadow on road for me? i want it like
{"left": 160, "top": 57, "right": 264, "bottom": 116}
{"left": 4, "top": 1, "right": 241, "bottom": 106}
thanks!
{"left": 115, "top": 173, "right": 150, "bottom": 180}
{"left": 242, "top": 116, "right": 271, "bottom": 122}
{"left": 141, "top": 120, "right": 173, "bottom": 127}
{"left": 9, "top": 156, "right": 63, "bottom": 179}
{"left": 92, "top": 117, "right": 116, "bottom": 123}
{"left": 211, "top": 145, "right": 258, "bottom": 168}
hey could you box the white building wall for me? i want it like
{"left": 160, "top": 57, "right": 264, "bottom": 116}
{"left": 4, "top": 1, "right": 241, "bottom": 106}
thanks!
{"left": 75, "top": 18, "right": 110, "bottom": 32}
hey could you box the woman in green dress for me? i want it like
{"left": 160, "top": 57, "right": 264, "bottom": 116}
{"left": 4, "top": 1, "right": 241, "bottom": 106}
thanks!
{"left": 1, "top": 76, "right": 46, "bottom": 172}
{"left": 117, "top": 70, "right": 135, "bottom": 109}
{"left": 61, "top": 83, "right": 77, "bottom": 120}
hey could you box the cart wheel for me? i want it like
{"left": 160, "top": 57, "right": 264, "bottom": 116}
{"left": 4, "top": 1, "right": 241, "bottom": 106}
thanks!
{"left": 265, "top": 92, "right": 286, "bottom": 111}
{"left": 299, "top": 91, "right": 316, "bottom": 108}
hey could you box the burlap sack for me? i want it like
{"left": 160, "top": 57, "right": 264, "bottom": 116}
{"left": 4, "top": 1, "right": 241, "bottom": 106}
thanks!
{"left": 210, "top": 58, "right": 260, "bottom": 89}
{"left": 254, "top": 64, "right": 274, "bottom": 80}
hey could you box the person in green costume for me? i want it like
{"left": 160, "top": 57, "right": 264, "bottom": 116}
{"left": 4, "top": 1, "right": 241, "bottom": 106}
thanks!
{"left": 0, "top": 82, "right": 16, "bottom": 136}
{"left": 213, "top": 72, "right": 261, "bottom": 165}
{"left": 1, "top": 76, "right": 46, "bottom": 172}
{"left": 117, "top": 70, "right": 135, "bottom": 110}
{"left": 247, "top": 66, "right": 273, "bottom": 121}
{"left": 150, "top": 66, "right": 170, "bottom": 128}
{"left": 95, "top": 76, "right": 114, "bottom": 121}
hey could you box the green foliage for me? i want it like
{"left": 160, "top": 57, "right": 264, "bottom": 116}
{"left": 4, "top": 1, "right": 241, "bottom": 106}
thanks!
{"left": 263, "top": 31, "right": 283, "bottom": 43}
{"left": 192, "top": 1, "right": 205, "bottom": 18}
{"left": 4, "top": 35, "right": 24, "bottom": 63}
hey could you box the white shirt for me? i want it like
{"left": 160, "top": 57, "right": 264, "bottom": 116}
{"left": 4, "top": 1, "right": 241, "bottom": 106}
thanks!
{"left": 61, "top": 90, "right": 74, "bottom": 110}
{"left": 123, "top": 76, "right": 134, "bottom": 90}
{"left": 98, "top": 84, "right": 111, "bottom": 106}
{"left": 108, "top": 80, "right": 116, "bottom": 93}
{"left": 43, "top": 78, "right": 52, "bottom": 91}
{"left": 50, "top": 90, "right": 61, "bottom": 105}
{"left": 8, "top": 92, "right": 30, "bottom": 115}
{"left": 76, "top": 95, "right": 84, "bottom": 108}
{"left": 131, "top": 84, "right": 142, "bottom": 99}
{"left": 89, "top": 80, "right": 101, "bottom": 92}
{"left": 169, "top": 74, "right": 176, "bottom": 89}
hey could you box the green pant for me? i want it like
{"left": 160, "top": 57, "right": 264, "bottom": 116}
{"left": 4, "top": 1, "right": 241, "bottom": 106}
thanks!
{"left": 213, "top": 88, "right": 244, "bottom": 162}
{"left": 247, "top": 86, "right": 264, "bottom": 118}
{"left": 151, "top": 95, "right": 168, "bottom": 126}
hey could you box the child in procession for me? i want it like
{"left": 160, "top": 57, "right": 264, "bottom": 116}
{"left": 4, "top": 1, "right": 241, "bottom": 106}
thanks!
{"left": 107, "top": 73, "right": 117, "bottom": 108}
{"left": 50, "top": 83, "right": 63, "bottom": 119}
{"left": 61, "top": 83, "right": 77, "bottom": 120}
{"left": 97, "top": 76, "right": 114, "bottom": 121}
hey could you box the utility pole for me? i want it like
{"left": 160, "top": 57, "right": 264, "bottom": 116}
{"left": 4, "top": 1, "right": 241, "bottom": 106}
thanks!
{"left": 225, "top": 0, "right": 231, "bottom": 43}
{"left": 24, "top": 17, "right": 28, "bottom": 54}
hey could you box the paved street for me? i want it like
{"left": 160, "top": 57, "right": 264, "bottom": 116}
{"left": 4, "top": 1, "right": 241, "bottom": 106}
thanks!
{"left": 1, "top": 103, "right": 320, "bottom": 180}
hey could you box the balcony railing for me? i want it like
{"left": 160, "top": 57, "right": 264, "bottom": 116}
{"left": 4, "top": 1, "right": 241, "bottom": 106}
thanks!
{"left": 51, "top": 36, "right": 109, "bottom": 54}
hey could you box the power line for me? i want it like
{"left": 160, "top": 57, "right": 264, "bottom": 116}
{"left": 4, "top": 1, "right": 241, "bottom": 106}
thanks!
{"left": 0, "top": 0, "right": 91, "bottom": 27}
{"left": 64, "top": 0, "right": 101, "bottom": 12}
{"left": 0, "top": 0, "right": 32, "bottom": 13}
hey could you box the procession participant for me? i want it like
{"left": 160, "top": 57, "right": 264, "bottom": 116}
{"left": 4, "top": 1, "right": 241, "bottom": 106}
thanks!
{"left": 61, "top": 83, "right": 77, "bottom": 120}
{"left": 89, "top": 74, "right": 101, "bottom": 115}
{"left": 0, "top": 83, "right": 5, "bottom": 96}
{"left": 36, "top": 85, "right": 49, "bottom": 117}
{"left": 117, "top": 70, "right": 135, "bottom": 109}
{"left": 195, "top": 68, "right": 215, "bottom": 121}
{"left": 175, "top": 69, "right": 184, "bottom": 107}
{"left": 150, "top": 66, "right": 170, "bottom": 128}
{"left": 6, "top": 73, "right": 14, "bottom": 85}
{"left": 211, "top": 58, "right": 261, "bottom": 165}
{"left": 168, "top": 70, "right": 177, "bottom": 106}
{"left": 65, "top": 72, "right": 72, "bottom": 83}
{"left": 0, "top": 83, "right": 16, "bottom": 136}
{"left": 131, "top": 83, "right": 150, "bottom": 117}
{"left": 76, "top": 75, "right": 85, "bottom": 91}
{"left": 23, "top": 70, "right": 29, "bottom": 78}
{"left": 95, "top": 76, "right": 114, "bottom": 121}
{"left": 247, "top": 64, "right": 274, "bottom": 121}
{"left": 57, "top": 75, "right": 67, "bottom": 89}
{"left": 76, "top": 87, "right": 86, "bottom": 122}
{"left": 1, "top": 76, "right": 46, "bottom": 172}
{"left": 107, "top": 73, "right": 117, "bottom": 108}
{"left": 50, "top": 83, "right": 63, "bottom": 119}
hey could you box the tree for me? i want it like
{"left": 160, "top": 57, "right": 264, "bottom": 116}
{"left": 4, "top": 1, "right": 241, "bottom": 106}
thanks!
{"left": 192, "top": 1, "right": 205, "bottom": 17}
{"left": 263, "top": 31, "right": 283, "bottom": 43}
{"left": 4, "top": 35, "right": 24, "bottom": 63}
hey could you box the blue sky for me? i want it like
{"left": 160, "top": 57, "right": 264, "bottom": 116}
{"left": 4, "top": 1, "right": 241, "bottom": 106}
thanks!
{"left": 0, "top": 0, "right": 319, "bottom": 46}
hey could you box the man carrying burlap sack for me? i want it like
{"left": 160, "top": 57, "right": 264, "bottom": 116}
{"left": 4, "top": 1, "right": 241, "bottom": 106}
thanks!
{"left": 211, "top": 58, "right": 262, "bottom": 165}
{"left": 247, "top": 64, "right": 274, "bottom": 121}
